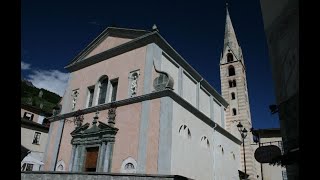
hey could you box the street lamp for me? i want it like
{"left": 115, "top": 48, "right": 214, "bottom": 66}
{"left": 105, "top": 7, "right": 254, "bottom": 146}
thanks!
{"left": 237, "top": 122, "right": 248, "bottom": 179}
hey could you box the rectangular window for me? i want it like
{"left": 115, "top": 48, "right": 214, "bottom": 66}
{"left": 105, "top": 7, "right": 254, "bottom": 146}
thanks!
{"left": 32, "top": 132, "right": 41, "bottom": 145}
{"left": 87, "top": 86, "right": 95, "bottom": 107}
{"left": 23, "top": 112, "right": 34, "bottom": 121}
{"left": 98, "top": 79, "right": 108, "bottom": 105}
{"left": 25, "top": 163, "right": 33, "bottom": 171}
{"left": 111, "top": 79, "right": 118, "bottom": 102}
{"left": 282, "top": 171, "right": 287, "bottom": 180}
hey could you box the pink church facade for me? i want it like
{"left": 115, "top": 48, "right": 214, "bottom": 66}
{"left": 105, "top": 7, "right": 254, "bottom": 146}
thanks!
{"left": 43, "top": 27, "right": 242, "bottom": 180}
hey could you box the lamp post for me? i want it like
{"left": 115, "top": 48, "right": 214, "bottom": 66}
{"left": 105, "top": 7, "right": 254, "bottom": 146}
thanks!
{"left": 237, "top": 122, "right": 248, "bottom": 179}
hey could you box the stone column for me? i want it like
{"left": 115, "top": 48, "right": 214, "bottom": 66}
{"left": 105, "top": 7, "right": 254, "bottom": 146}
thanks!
{"left": 97, "top": 142, "right": 106, "bottom": 172}
{"left": 103, "top": 142, "right": 115, "bottom": 172}
{"left": 68, "top": 145, "right": 76, "bottom": 171}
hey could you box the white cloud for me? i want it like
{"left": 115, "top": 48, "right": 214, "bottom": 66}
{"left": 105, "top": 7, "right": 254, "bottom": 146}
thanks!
{"left": 21, "top": 61, "right": 31, "bottom": 70}
{"left": 26, "top": 69, "right": 69, "bottom": 96}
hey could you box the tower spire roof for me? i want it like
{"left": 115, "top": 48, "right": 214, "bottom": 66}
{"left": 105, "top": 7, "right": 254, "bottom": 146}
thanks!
{"left": 223, "top": 4, "right": 240, "bottom": 55}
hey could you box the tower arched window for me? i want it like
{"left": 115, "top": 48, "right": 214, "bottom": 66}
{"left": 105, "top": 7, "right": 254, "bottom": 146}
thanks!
{"left": 229, "top": 80, "right": 236, "bottom": 88}
{"left": 98, "top": 77, "right": 108, "bottom": 105}
{"left": 228, "top": 65, "right": 235, "bottom": 76}
{"left": 232, "top": 80, "right": 236, "bottom": 87}
{"left": 231, "top": 92, "right": 235, "bottom": 100}
{"left": 227, "top": 53, "right": 233, "bottom": 62}
{"left": 232, "top": 108, "right": 237, "bottom": 116}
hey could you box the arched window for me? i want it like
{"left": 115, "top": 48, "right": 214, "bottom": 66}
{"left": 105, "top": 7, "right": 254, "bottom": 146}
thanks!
{"left": 232, "top": 108, "right": 237, "bottom": 116}
{"left": 179, "top": 125, "right": 191, "bottom": 139}
{"left": 56, "top": 160, "right": 65, "bottom": 171}
{"left": 120, "top": 157, "right": 137, "bottom": 173}
{"left": 200, "top": 136, "right": 210, "bottom": 148}
{"left": 98, "top": 77, "right": 108, "bottom": 105}
{"left": 231, "top": 92, "right": 235, "bottom": 100}
{"left": 229, "top": 80, "right": 236, "bottom": 88}
{"left": 227, "top": 53, "right": 233, "bottom": 62}
{"left": 125, "top": 163, "right": 134, "bottom": 170}
{"left": 228, "top": 65, "right": 235, "bottom": 76}
{"left": 229, "top": 80, "right": 233, "bottom": 88}
{"left": 232, "top": 80, "right": 237, "bottom": 87}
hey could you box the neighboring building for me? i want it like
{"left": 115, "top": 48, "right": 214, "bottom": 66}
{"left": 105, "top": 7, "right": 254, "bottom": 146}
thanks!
{"left": 259, "top": 0, "right": 299, "bottom": 179}
{"left": 41, "top": 14, "right": 245, "bottom": 180}
{"left": 220, "top": 6, "right": 258, "bottom": 180}
{"left": 252, "top": 128, "right": 287, "bottom": 180}
{"left": 21, "top": 103, "right": 51, "bottom": 171}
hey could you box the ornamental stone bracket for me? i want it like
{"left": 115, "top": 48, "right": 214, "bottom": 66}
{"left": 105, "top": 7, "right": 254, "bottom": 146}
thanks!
{"left": 70, "top": 111, "right": 118, "bottom": 146}
{"left": 152, "top": 59, "right": 174, "bottom": 92}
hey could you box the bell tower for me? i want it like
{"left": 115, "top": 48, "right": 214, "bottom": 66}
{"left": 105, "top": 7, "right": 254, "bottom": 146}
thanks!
{"left": 219, "top": 4, "right": 258, "bottom": 180}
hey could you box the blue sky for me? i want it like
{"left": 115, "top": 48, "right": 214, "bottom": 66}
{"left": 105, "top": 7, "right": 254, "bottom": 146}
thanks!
{"left": 21, "top": 0, "right": 279, "bottom": 129}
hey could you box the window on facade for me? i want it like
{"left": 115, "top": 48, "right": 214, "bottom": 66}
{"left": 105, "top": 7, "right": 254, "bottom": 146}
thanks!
{"left": 84, "top": 147, "right": 99, "bottom": 172}
{"left": 32, "top": 132, "right": 41, "bottom": 145}
{"left": 129, "top": 71, "right": 139, "bottom": 97}
{"left": 22, "top": 163, "right": 34, "bottom": 171}
{"left": 98, "top": 78, "right": 108, "bottom": 105}
{"left": 23, "top": 112, "right": 34, "bottom": 121}
{"left": 25, "top": 163, "right": 33, "bottom": 171}
{"left": 232, "top": 108, "right": 237, "bottom": 116}
{"left": 87, "top": 86, "right": 94, "bottom": 107}
{"left": 228, "top": 65, "right": 235, "bottom": 76}
{"left": 125, "top": 163, "right": 134, "bottom": 170}
{"left": 200, "top": 136, "right": 210, "bottom": 148}
{"left": 179, "top": 125, "right": 191, "bottom": 139}
{"left": 282, "top": 171, "right": 288, "bottom": 180}
{"left": 229, "top": 80, "right": 236, "bottom": 88}
{"left": 110, "top": 79, "right": 118, "bottom": 102}
{"left": 227, "top": 53, "right": 233, "bottom": 62}
{"left": 232, "top": 80, "right": 237, "bottom": 87}
{"left": 231, "top": 92, "right": 235, "bottom": 100}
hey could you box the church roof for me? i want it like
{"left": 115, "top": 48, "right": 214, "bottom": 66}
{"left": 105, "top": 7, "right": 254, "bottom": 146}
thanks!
{"left": 65, "top": 26, "right": 229, "bottom": 108}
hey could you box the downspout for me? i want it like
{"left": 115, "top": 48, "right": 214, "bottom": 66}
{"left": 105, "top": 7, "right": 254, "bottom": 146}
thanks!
{"left": 258, "top": 131, "right": 264, "bottom": 180}
{"left": 53, "top": 119, "right": 66, "bottom": 171}
{"left": 212, "top": 123, "right": 218, "bottom": 179}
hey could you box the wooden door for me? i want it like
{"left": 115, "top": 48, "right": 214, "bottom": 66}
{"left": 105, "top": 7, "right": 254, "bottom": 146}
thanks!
{"left": 84, "top": 146, "right": 99, "bottom": 172}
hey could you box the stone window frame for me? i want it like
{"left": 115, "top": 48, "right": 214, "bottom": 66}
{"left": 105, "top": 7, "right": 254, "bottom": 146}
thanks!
{"left": 32, "top": 132, "right": 41, "bottom": 145}
{"left": 86, "top": 85, "right": 95, "bottom": 108}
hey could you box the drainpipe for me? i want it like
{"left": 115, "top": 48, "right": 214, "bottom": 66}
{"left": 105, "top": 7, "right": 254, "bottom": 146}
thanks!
{"left": 54, "top": 119, "right": 65, "bottom": 171}
{"left": 258, "top": 131, "right": 264, "bottom": 180}
{"left": 212, "top": 123, "right": 218, "bottom": 179}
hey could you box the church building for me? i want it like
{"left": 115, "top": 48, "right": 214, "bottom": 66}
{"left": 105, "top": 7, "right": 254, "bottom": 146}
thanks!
{"left": 42, "top": 6, "right": 257, "bottom": 180}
